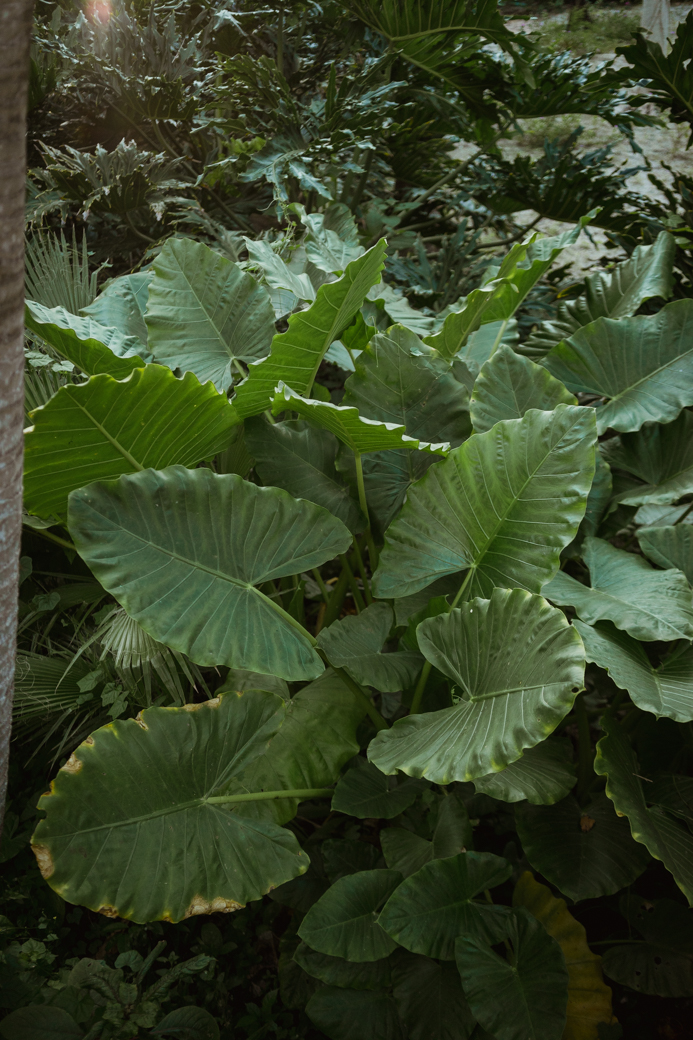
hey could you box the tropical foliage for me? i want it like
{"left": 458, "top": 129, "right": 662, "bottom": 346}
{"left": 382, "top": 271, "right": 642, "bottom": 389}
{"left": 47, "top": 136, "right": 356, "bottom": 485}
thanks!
{"left": 7, "top": 1, "right": 693, "bottom": 1038}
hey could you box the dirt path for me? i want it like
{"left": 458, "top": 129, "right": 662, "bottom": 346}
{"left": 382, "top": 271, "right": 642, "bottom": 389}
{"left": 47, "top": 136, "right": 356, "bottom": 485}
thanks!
{"left": 454, "top": 4, "right": 693, "bottom": 273}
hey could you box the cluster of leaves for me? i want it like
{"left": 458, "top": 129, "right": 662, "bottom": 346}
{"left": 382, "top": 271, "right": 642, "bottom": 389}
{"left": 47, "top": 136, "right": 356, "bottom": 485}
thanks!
{"left": 9, "top": 169, "right": 693, "bottom": 1040}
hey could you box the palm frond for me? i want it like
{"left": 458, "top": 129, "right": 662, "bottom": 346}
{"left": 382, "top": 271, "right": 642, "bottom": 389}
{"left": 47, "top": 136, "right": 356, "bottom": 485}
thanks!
{"left": 25, "top": 229, "right": 99, "bottom": 313}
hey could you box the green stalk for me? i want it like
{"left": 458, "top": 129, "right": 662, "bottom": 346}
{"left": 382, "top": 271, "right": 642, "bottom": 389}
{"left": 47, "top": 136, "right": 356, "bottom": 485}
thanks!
{"left": 450, "top": 567, "right": 475, "bottom": 610}
{"left": 30, "top": 528, "right": 76, "bottom": 552}
{"left": 326, "top": 661, "right": 388, "bottom": 732}
{"left": 488, "top": 318, "right": 509, "bottom": 358}
{"left": 340, "top": 554, "right": 365, "bottom": 612}
{"left": 321, "top": 565, "right": 351, "bottom": 628}
{"left": 276, "top": 6, "right": 284, "bottom": 76}
{"left": 351, "top": 536, "right": 373, "bottom": 604}
{"left": 575, "top": 693, "right": 594, "bottom": 803}
{"left": 312, "top": 568, "right": 331, "bottom": 604}
{"left": 354, "top": 452, "right": 379, "bottom": 570}
{"left": 207, "top": 787, "right": 333, "bottom": 805}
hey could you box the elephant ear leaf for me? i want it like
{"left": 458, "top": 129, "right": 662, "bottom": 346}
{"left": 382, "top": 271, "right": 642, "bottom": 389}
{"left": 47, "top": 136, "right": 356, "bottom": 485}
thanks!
{"left": 472, "top": 737, "right": 576, "bottom": 805}
{"left": 233, "top": 240, "right": 387, "bottom": 418}
{"left": 67, "top": 466, "right": 351, "bottom": 680}
{"left": 372, "top": 405, "right": 596, "bottom": 601}
{"left": 145, "top": 237, "right": 276, "bottom": 391}
{"left": 594, "top": 716, "right": 693, "bottom": 904}
{"left": 24, "top": 366, "right": 239, "bottom": 518}
{"left": 81, "top": 270, "right": 152, "bottom": 346}
{"left": 455, "top": 907, "right": 569, "bottom": 1040}
{"left": 638, "top": 525, "right": 693, "bottom": 584}
{"left": 25, "top": 299, "right": 148, "bottom": 378}
{"left": 470, "top": 344, "right": 576, "bottom": 434}
{"left": 317, "top": 602, "right": 424, "bottom": 693}
{"left": 298, "top": 869, "right": 402, "bottom": 962}
{"left": 368, "top": 589, "right": 584, "bottom": 784}
{"left": 601, "top": 410, "right": 693, "bottom": 508}
{"left": 31, "top": 692, "right": 310, "bottom": 923}
{"left": 543, "top": 299, "right": 693, "bottom": 433}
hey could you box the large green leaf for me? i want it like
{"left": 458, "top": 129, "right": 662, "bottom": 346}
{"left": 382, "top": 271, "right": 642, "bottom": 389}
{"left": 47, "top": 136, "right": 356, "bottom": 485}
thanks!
{"left": 30, "top": 692, "right": 310, "bottom": 923}
{"left": 543, "top": 299, "right": 693, "bottom": 434}
{"left": 639, "top": 525, "right": 693, "bottom": 583}
{"left": 0, "top": 1006, "right": 83, "bottom": 1040}
{"left": 424, "top": 220, "right": 590, "bottom": 359}
{"left": 515, "top": 793, "right": 650, "bottom": 902}
{"left": 245, "top": 418, "right": 365, "bottom": 534}
{"left": 601, "top": 410, "right": 693, "bottom": 507}
{"left": 543, "top": 537, "right": 693, "bottom": 642}
{"left": 317, "top": 603, "right": 424, "bottom": 693}
{"left": 81, "top": 270, "right": 152, "bottom": 346}
{"left": 378, "top": 851, "right": 512, "bottom": 960}
{"left": 24, "top": 366, "right": 237, "bottom": 517}
{"left": 233, "top": 241, "right": 386, "bottom": 418}
{"left": 272, "top": 383, "right": 448, "bottom": 456}
{"left": 342, "top": 327, "right": 471, "bottom": 446}
{"left": 369, "top": 589, "right": 584, "bottom": 784}
{"left": 594, "top": 717, "right": 693, "bottom": 904}
{"left": 473, "top": 738, "right": 576, "bottom": 805}
{"left": 392, "top": 955, "right": 475, "bottom": 1040}
{"left": 145, "top": 237, "right": 276, "bottom": 391}
{"left": 455, "top": 908, "right": 569, "bottom": 1040}
{"left": 525, "top": 231, "right": 675, "bottom": 355}
{"left": 25, "top": 300, "right": 148, "bottom": 378}
{"left": 470, "top": 344, "right": 576, "bottom": 434}
{"left": 381, "top": 794, "right": 471, "bottom": 878}
{"left": 331, "top": 758, "right": 426, "bottom": 820}
{"left": 67, "top": 467, "right": 351, "bottom": 680}
{"left": 575, "top": 619, "right": 693, "bottom": 723}
{"left": 298, "top": 869, "right": 402, "bottom": 961}
{"left": 372, "top": 405, "right": 596, "bottom": 600}
{"left": 225, "top": 671, "right": 364, "bottom": 824}
{"left": 306, "top": 988, "right": 404, "bottom": 1040}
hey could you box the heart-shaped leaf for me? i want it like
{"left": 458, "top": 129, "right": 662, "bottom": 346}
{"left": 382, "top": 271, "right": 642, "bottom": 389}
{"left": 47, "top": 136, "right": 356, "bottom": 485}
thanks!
{"left": 576, "top": 619, "right": 693, "bottom": 723}
{"left": 368, "top": 589, "right": 584, "bottom": 784}
{"left": 455, "top": 907, "right": 569, "bottom": 1040}
{"left": 318, "top": 603, "right": 424, "bottom": 693}
{"left": 378, "top": 851, "right": 512, "bottom": 960}
{"left": 81, "top": 270, "right": 151, "bottom": 346}
{"left": 393, "top": 955, "right": 475, "bottom": 1040}
{"left": 470, "top": 344, "right": 576, "bottom": 433}
{"left": 372, "top": 405, "right": 596, "bottom": 600}
{"left": 381, "top": 795, "right": 471, "bottom": 878}
{"left": 543, "top": 299, "right": 693, "bottom": 433}
{"left": 331, "top": 758, "right": 426, "bottom": 819}
{"left": 298, "top": 869, "right": 402, "bottom": 962}
{"left": 145, "top": 237, "right": 276, "bottom": 391}
{"left": 293, "top": 942, "right": 395, "bottom": 991}
{"left": 67, "top": 466, "right": 351, "bottom": 679}
{"left": 24, "top": 366, "right": 238, "bottom": 517}
{"left": 602, "top": 410, "right": 693, "bottom": 507}
{"left": 544, "top": 537, "right": 693, "bottom": 642}
{"left": 639, "top": 525, "right": 693, "bottom": 584}
{"left": 515, "top": 793, "right": 650, "bottom": 902}
{"left": 306, "top": 987, "right": 404, "bottom": 1040}
{"left": 31, "top": 692, "right": 310, "bottom": 923}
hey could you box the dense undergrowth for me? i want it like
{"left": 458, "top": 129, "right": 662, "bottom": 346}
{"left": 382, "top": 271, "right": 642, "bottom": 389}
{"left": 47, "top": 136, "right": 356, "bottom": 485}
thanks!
{"left": 5, "top": 2, "right": 693, "bottom": 1039}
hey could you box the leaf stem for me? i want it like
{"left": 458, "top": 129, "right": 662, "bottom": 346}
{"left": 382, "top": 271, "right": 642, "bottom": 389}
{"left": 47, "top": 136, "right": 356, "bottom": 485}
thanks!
{"left": 450, "top": 567, "right": 475, "bottom": 610}
{"left": 340, "top": 553, "right": 365, "bottom": 612}
{"left": 351, "top": 536, "right": 373, "bottom": 604}
{"left": 354, "top": 452, "right": 379, "bottom": 570}
{"left": 29, "top": 527, "right": 76, "bottom": 552}
{"left": 321, "top": 565, "right": 351, "bottom": 628}
{"left": 311, "top": 567, "right": 331, "bottom": 604}
{"left": 325, "top": 661, "right": 388, "bottom": 731}
{"left": 206, "top": 787, "right": 333, "bottom": 805}
{"left": 410, "top": 568, "right": 475, "bottom": 715}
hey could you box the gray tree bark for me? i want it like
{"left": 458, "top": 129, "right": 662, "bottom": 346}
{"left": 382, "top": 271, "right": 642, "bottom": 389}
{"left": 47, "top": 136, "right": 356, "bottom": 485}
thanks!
{"left": 642, "top": 0, "right": 670, "bottom": 51}
{"left": 0, "top": 0, "right": 34, "bottom": 833}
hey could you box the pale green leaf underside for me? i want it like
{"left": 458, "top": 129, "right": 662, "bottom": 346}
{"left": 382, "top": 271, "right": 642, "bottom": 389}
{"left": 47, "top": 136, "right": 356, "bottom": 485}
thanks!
{"left": 67, "top": 466, "right": 351, "bottom": 680}
{"left": 576, "top": 619, "right": 693, "bottom": 723}
{"left": 595, "top": 717, "right": 693, "bottom": 905}
{"left": 24, "top": 365, "right": 237, "bottom": 517}
{"left": 372, "top": 405, "right": 597, "bottom": 601}
{"left": 31, "top": 692, "right": 309, "bottom": 923}
{"left": 82, "top": 270, "right": 152, "bottom": 346}
{"left": 470, "top": 344, "right": 576, "bottom": 434}
{"left": 25, "top": 299, "right": 148, "bottom": 379}
{"left": 368, "top": 589, "right": 584, "bottom": 784}
{"left": 544, "top": 537, "right": 693, "bottom": 642}
{"left": 272, "top": 383, "right": 448, "bottom": 456}
{"left": 473, "top": 738, "right": 576, "bottom": 805}
{"left": 543, "top": 299, "right": 693, "bottom": 434}
{"left": 145, "top": 237, "right": 276, "bottom": 391}
{"left": 233, "top": 241, "right": 387, "bottom": 418}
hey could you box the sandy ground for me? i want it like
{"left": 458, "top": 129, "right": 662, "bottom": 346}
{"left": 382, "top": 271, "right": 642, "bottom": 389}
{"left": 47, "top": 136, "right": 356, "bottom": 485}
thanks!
{"left": 453, "top": 4, "right": 693, "bottom": 273}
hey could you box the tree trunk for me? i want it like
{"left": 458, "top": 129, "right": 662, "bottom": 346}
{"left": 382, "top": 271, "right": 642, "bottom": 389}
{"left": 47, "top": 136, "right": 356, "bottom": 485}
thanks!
{"left": 0, "top": 0, "right": 33, "bottom": 834}
{"left": 642, "top": 0, "right": 670, "bottom": 51}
